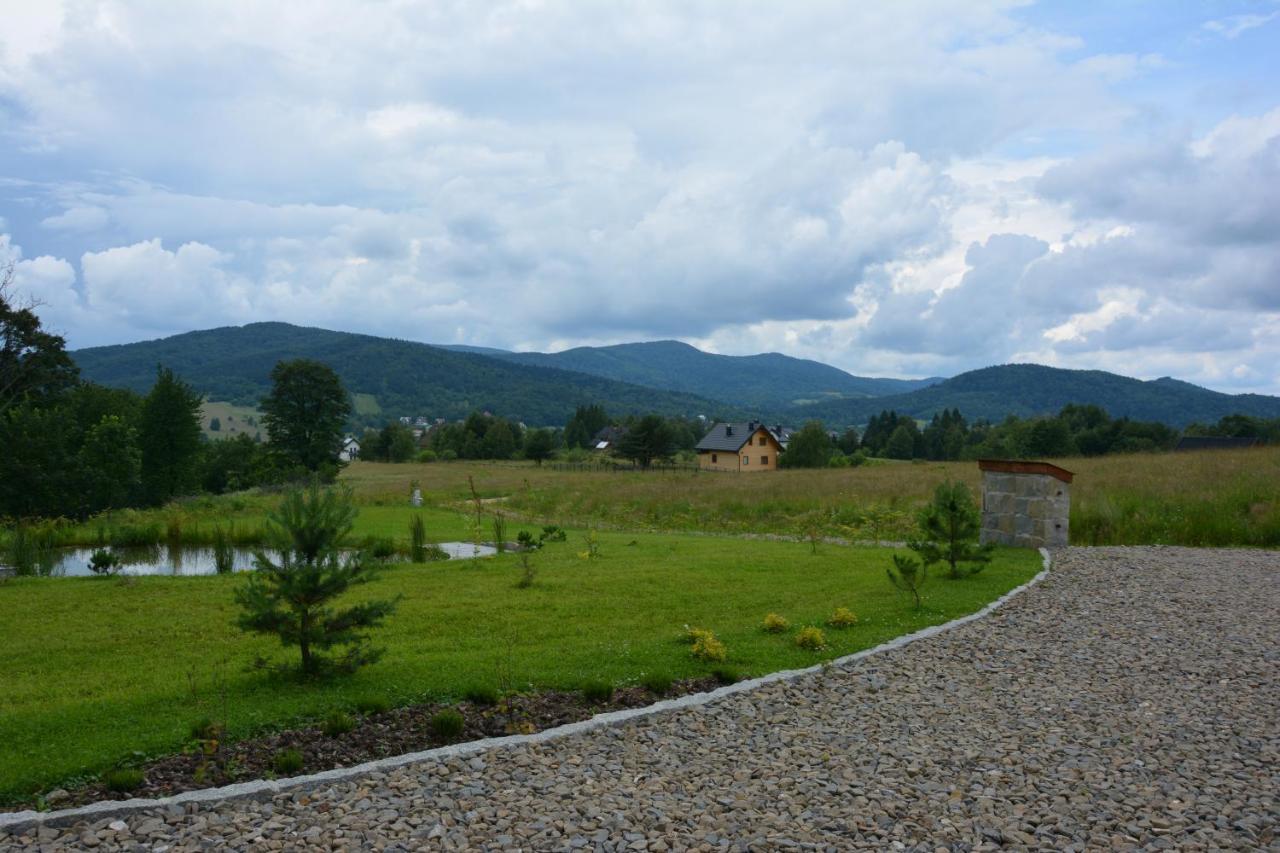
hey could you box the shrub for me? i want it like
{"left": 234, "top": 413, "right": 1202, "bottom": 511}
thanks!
{"left": 355, "top": 696, "right": 390, "bottom": 716}
{"left": 321, "top": 710, "right": 355, "bottom": 736}
{"left": 102, "top": 767, "right": 144, "bottom": 793}
{"left": 271, "top": 748, "right": 304, "bottom": 775}
{"left": 368, "top": 537, "right": 397, "bottom": 561}
{"left": 577, "top": 529, "right": 601, "bottom": 560}
{"left": 87, "top": 548, "right": 122, "bottom": 576}
{"left": 515, "top": 553, "right": 536, "bottom": 589}
{"left": 795, "top": 626, "right": 826, "bottom": 651}
{"left": 429, "top": 709, "right": 465, "bottom": 741}
{"left": 189, "top": 718, "right": 224, "bottom": 742}
{"left": 409, "top": 515, "right": 427, "bottom": 563}
{"left": 762, "top": 613, "right": 790, "bottom": 633}
{"left": 439, "top": 449, "right": 458, "bottom": 462}
{"left": 827, "top": 607, "right": 858, "bottom": 628}
{"left": 580, "top": 680, "right": 614, "bottom": 703}
{"left": 540, "top": 525, "right": 567, "bottom": 542}
{"left": 641, "top": 673, "right": 673, "bottom": 695}
{"left": 516, "top": 530, "right": 540, "bottom": 551}
{"left": 887, "top": 554, "right": 927, "bottom": 609}
{"left": 688, "top": 628, "right": 727, "bottom": 662}
{"left": 711, "top": 666, "right": 740, "bottom": 685}
{"left": 463, "top": 686, "right": 500, "bottom": 706}
{"left": 417, "top": 449, "right": 437, "bottom": 463}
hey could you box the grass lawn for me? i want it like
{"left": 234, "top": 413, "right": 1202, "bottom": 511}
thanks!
{"left": 0, "top": 532, "right": 1040, "bottom": 804}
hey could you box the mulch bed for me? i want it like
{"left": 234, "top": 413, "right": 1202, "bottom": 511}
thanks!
{"left": 37, "top": 676, "right": 726, "bottom": 811}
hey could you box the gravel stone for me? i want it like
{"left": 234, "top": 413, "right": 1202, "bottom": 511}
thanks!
{"left": 2, "top": 547, "right": 1276, "bottom": 850}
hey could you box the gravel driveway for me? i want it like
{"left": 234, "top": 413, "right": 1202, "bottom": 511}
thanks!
{"left": 4, "top": 546, "right": 1277, "bottom": 851}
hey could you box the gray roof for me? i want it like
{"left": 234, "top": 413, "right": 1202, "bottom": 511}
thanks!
{"left": 695, "top": 422, "right": 785, "bottom": 452}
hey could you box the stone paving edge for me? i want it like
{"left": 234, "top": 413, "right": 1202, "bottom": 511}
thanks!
{"left": 0, "top": 549, "right": 1053, "bottom": 832}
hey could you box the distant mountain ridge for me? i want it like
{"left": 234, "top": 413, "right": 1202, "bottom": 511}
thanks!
{"left": 70, "top": 324, "right": 1280, "bottom": 430}
{"left": 71, "top": 323, "right": 733, "bottom": 427}
{"left": 787, "top": 363, "right": 1280, "bottom": 428}
{"left": 453, "top": 339, "right": 940, "bottom": 407}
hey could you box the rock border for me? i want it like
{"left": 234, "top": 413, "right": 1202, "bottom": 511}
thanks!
{"left": 1, "top": 549, "right": 1052, "bottom": 832}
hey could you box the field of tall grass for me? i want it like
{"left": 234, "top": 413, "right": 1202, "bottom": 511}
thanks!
{"left": 342, "top": 446, "right": 1280, "bottom": 547}
{"left": 3, "top": 447, "right": 1274, "bottom": 565}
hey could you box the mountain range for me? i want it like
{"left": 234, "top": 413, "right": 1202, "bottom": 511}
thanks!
{"left": 71, "top": 322, "right": 1280, "bottom": 429}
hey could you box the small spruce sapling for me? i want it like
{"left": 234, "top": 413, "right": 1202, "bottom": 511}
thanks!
{"left": 909, "top": 480, "right": 994, "bottom": 579}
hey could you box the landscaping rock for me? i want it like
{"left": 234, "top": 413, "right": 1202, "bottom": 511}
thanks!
{"left": 2, "top": 547, "right": 1275, "bottom": 850}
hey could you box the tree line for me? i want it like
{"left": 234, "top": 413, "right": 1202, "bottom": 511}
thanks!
{"left": 780, "top": 404, "right": 1279, "bottom": 468}
{"left": 1, "top": 274, "right": 355, "bottom": 519}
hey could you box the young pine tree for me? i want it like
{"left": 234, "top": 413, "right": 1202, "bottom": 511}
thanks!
{"left": 236, "top": 484, "right": 399, "bottom": 677}
{"left": 908, "top": 480, "right": 994, "bottom": 579}
{"left": 886, "top": 554, "right": 927, "bottom": 609}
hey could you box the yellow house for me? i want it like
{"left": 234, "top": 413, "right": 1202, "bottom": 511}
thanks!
{"left": 696, "top": 421, "right": 785, "bottom": 472}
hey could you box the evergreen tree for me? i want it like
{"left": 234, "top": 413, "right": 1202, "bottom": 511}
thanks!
{"left": 139, "top": 366, "right": 204, "bottom": 505}
{"left": 616, "top": 415, "right": 676, "bottom": 468}
{"left": 261, "top": 359, "right": 352, "bottom": 475}
{"left": 885, "top": 422, "right": 918, "bottom": 460}
{"left": 564, "top": 404, "right": 608, "bottom": 448}
{"left": 235, "top": 484, "right": 399, "bottom": 677}
{"left": 908, "top": 480, "right": 993, "bottom": 579}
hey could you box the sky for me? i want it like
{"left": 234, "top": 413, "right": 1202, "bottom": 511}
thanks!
{"left": 1, "top": 1, "right": 1278, "bottom": 393}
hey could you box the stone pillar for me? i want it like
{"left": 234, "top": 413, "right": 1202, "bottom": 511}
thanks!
{"left": 978, "top": 460, "right": 1072, "bottom": 549}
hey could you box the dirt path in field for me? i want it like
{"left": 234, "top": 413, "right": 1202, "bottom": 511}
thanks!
{"left": 4, "top": 547, "right": 1277, "bottom": 850}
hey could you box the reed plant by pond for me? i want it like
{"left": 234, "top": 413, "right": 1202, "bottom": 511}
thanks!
{"left": 0, "top": 531, "right": 1040, "bottom": 804}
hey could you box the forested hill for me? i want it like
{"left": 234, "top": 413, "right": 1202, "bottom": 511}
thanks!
{"left": 788, "top": 363, "right": 1280, "bottom": 428}
{"left": 475, "top": 340, "right": 939, "bottom": 407}
{"left": 71, "top": 323, "right": 733, "bottom": 427}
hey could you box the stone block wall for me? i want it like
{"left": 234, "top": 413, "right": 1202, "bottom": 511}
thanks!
{"left": 979, "top": 469, "right": 1070, "bottom": 548}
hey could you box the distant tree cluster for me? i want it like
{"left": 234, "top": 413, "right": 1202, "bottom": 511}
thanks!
{"left": 0, "top": 277, "right": 355, "bottom": 520}
{"left": 1183, "top": 414, "right": 1280, "bottom": 445}
{"left": 779, "top": 403, "right": 1211, "bottom": 468}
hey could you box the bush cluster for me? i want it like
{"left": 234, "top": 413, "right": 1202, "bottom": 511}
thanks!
{"left": 762, "top": 613, "right": 790, "bottom": 633}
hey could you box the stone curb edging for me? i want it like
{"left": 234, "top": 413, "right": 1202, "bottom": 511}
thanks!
{"left": 1, "top": 548, "right": 1053, "bottom": 832}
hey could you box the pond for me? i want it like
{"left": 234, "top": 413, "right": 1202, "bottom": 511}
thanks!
{"left": 5, "top": 542, "right": 499, "bottom": 577}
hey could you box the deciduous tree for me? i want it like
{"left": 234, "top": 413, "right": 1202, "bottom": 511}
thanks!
{"left": 261, "top": 359, "right": 352, "bottom": 476}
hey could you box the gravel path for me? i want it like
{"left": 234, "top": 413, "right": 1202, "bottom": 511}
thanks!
{"left": 4, "top": 546, "right": 1277, "bottom": 851}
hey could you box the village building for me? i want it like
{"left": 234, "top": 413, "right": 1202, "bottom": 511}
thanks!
{"left": 591, "top": 425, "right": 627, "bottom": 452}
{"left": 338, "top": 436, "right": 361, "bottom": 462}
{"left": 695, "top": 421, "right": 786, "bottom": 472}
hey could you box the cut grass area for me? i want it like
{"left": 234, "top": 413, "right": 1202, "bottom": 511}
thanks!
{"left": 0, "top": 532, "right": 1040, "bottom": 803}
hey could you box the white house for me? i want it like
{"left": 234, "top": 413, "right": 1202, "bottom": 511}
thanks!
{"left": 339, "top": 436, "right": 361, "bottom": 462}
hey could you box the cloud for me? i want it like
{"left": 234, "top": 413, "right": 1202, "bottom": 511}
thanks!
{"left": 0, "top": 2, "right": 1277, "bottom": 393}
{"left": 1202, "top": 11, "right": 1280, "bottom": 39}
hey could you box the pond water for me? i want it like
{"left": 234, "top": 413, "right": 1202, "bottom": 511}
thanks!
{"left": 9, "top": 542, "right": 498, "bottom": 577}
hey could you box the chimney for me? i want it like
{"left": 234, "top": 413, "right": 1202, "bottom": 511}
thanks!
{"left": 725, "top": 425, "right": 733, "bottom": 437}
{"left": 748, "top": 420, "right": 757, "bottom": 432}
